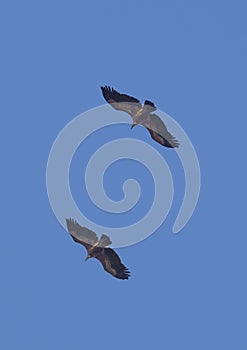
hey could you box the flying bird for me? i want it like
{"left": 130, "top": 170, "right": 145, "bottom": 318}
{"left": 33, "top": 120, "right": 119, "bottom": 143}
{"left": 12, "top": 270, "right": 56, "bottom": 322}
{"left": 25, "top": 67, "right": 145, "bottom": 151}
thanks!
{"left": 66, "top": 218, "right": 130, "bottom": 280}
{"left": 101, "top": 86, "right": 179, "bottom": 148}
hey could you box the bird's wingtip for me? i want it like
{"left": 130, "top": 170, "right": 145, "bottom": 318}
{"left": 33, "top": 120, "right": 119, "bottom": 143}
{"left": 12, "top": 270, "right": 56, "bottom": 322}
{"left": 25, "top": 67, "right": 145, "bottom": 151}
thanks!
{"left": 101, "top": 85, "right": 112, "bottom": 90}
{"left": 173, "top": 140, "right": 180, "bottom": 148}
{"left": 65, "top": 217, "right": 78, "bottom": 229}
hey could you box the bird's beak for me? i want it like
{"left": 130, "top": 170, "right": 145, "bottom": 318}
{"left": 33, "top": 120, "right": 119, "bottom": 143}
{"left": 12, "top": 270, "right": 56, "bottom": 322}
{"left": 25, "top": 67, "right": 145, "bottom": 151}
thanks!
{"left": 131, "top": 123, "right": 137, "bottom": 129}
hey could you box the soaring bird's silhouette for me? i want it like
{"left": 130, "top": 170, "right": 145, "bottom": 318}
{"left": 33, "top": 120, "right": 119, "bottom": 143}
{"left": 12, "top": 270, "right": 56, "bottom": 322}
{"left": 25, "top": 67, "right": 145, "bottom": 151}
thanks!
{"left": 66, "top": 219, "right": 130, "bottom": 280}
{"left": 101, "top": 86, "right": 179, "bottom": 148}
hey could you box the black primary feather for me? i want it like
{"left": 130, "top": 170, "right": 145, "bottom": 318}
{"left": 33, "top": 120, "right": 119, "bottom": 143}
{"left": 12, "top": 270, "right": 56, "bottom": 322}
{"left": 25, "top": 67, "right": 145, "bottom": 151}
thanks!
{"left": 101, "top": 86, "right": 140, "bottom": 104}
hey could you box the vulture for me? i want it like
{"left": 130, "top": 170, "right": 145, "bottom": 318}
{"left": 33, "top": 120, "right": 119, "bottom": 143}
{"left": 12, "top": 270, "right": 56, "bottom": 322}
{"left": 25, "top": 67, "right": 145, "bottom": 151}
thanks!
{"left": 101, "top": 85, "right": 179, "bottom": 148}
{"left": 66, "top": 218, "right": 130, "bottom": 280}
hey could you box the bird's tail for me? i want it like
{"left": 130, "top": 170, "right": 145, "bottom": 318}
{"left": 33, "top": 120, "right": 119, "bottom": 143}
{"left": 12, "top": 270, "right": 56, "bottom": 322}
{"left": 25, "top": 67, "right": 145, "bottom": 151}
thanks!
{"left": 98, "top": 234, "right": 112, "bottom": 247}
{"left": 144, "top": 100, "right": 156, "bottom": 111}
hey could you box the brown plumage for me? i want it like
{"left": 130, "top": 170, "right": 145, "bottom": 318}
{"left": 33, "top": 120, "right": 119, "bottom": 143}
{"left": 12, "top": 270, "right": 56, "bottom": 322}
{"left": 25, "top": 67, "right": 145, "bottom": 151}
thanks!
{"left": 101, "top": 86, "right": 179, "bottom": 148}
{"left": 66, "top": 218, "right": 130, "bottom": 280}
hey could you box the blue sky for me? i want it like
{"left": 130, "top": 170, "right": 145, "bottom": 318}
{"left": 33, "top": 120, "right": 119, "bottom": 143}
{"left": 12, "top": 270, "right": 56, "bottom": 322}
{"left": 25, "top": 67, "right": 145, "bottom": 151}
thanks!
{"left": 1, "top": 0, "right": 247, "bottom": 349}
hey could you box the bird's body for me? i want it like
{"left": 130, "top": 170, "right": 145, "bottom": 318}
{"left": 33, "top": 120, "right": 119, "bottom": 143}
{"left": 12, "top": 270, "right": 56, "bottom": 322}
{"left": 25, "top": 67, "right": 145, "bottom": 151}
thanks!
{"left": 101, "top": 86, "right": 179, "bottom": 148}
{"left": 66, "top": 218, "right": 130, "bottom": 280}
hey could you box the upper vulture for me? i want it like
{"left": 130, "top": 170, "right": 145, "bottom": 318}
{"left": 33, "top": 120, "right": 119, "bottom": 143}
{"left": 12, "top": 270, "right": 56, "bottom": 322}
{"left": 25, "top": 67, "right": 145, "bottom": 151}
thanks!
{"left": 101, "top": 85, "right": 179, "bottom": 148}
{"left": 66, "top": 218, "right": 130, "bottom": 280}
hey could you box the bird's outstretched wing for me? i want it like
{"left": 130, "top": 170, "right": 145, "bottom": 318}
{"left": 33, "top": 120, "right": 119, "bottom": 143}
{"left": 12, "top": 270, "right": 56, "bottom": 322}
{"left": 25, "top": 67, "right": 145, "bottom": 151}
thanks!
{"left": 66, "top": 218, "right": 98, "bottom": 249}
{"left": 140, "top": 113, "right": 179, "bottom": 148}
{"left": 94, "top": 247, "right": 130, "bottom": 280}
{"left": 101, "top": 86, "right": 142, "bottom": 118}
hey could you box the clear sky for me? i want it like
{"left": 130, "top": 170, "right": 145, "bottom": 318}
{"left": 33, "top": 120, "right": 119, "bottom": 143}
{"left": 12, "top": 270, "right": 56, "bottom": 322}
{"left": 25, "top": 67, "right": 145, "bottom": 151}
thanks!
{"left": 1, "top": 1, "right": 247, "bottom": 349}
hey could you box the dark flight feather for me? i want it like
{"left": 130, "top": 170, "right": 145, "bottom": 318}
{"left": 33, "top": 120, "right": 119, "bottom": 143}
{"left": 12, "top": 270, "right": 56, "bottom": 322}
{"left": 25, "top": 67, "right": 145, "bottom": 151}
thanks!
{"left": 101, "top": 85, "right": 140, "bottom": 105}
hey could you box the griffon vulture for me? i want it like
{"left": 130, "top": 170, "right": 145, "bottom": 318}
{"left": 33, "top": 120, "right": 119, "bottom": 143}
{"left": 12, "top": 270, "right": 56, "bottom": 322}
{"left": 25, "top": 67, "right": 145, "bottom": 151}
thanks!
{"left": 66, "top": 218, "right": 130, "bottom": 280}
{"left": 101, "top": 85, "right": 179, "bottom": 148}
